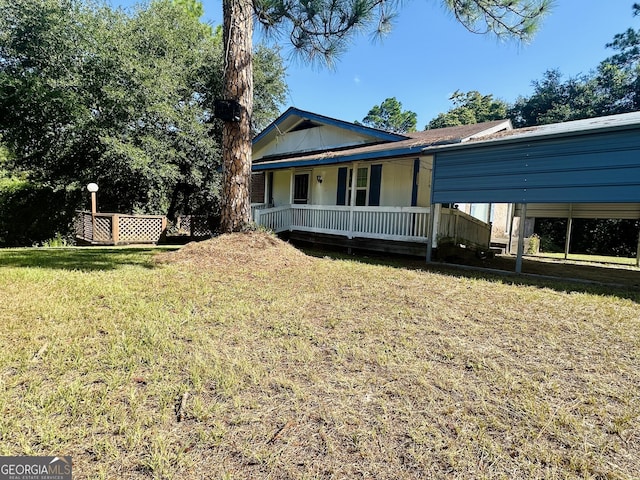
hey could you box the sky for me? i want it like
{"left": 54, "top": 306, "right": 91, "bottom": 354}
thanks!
{"left": 111, "top": 0, "right": 637, "bottom": 129}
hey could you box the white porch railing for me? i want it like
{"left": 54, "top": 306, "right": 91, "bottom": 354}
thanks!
{"left": 439, "top": 207, "right": 492, "bottom": 250}
{"left": 252, "top": 204, "right": 493, "bottom": 250}
{"left": 253, "top": 204, "right": 431, "bottom": 243}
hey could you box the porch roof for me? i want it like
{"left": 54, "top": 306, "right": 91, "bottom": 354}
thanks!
{"left": 252, "top": 119, "right": 512, "bottom": 171}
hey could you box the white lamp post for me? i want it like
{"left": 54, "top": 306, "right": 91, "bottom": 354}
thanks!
{"left": 86, "top": 183, "right": 99, "bottom": 214}
{"left": 87, "top": 183, "right": 99, "bottom": 241}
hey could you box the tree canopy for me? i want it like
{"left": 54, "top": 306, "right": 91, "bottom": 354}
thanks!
{"left": 0, "top": 0, "right": 287, "bottom": 244}
{"left": 427, "top": 90, "right": 508, "bottom": 129}
{"left": 358, "top": 97, "right": 417, "bottom": 133}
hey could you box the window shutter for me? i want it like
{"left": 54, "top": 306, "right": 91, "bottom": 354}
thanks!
{"left": 336, "top": 167, "right": 347, "bottom": 205}
{"left": 411, "top": 158, "right": 420, "bottom": 207}
{"left": 369, "top": 164, "right": 382, "bottom": 206}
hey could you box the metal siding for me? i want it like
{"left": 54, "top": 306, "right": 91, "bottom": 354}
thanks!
{"left": 525, "top": 203, "right": 640, "bottom": 219}
{"left": 432, "top": 130, "right": 640, "bottom": 204}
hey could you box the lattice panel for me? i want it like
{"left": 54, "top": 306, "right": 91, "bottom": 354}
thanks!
{"left": 119, "top": 216, "right": 163, "bottom": 242}
{"left": 172, "top": 215, "right": 212, "bottom": 237}
{"left": 176, "top": 216, "right": 192, "bottom": 235}
{"left": 94, "top": 216, "right": 113, "bottom": 242}
{"left": 74, "top": 212, "right": 93, "bottom": 240}
{"left": 191, "top": 216, "right": 212, "bottom": 237}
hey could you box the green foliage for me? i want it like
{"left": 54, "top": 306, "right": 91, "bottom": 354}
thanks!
{"left": 443, "top": 0, "right": 552, "bottom": 40}
{"left": 0, "top": 179, "right": 79, "bottom": 246}
{"left": 427, "top": 90, "right": 508, "bottom": 129}
{"left": 253, "top": 0, "right": 550, "bottom": 65}
{"left": 535, "top": 217, "right": 640, "bottom": 257}
{"left": 508, "top": 69, "right": 600, "bottom": 127}
{"left": 358, "top": 97, "right": 417, "bottom": 133}
{"left": 0, "top": 0, "right": 287, "bottom": 244}
{"left": 39, "top": 232, "right": 73, "bottom": 248}
{"left": 509, "top": 5, "right": 640, "bottom": 127}
{"left": 252, "top": 45, "right": 289, "bottom": 133}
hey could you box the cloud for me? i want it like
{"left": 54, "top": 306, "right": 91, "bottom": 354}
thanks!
{"left": 353, "top": 76, "right": 361, "bottom": 84}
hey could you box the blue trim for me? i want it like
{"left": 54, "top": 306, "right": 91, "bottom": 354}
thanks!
{"left": 252, "top": 107, "right": 407, "bottom": 145}
{"left": 252, "top": 145, "right": 425, "bottom": 171}
{"left": 411, "top": 158, "right": 420, "bottom": 206}
{"left": 369, "top": 164, "right": 382, "bottom": 206}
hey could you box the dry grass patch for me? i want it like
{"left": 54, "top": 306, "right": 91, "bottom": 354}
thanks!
{"left": 1, "top": 232, "right": 639, "bottom": 479}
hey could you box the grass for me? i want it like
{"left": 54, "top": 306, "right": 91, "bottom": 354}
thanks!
{"left": 537, "top": 252, "right": 638, "bottom": 267}
{"left": 1, "top": 233, "right": 639, "bottom": 479}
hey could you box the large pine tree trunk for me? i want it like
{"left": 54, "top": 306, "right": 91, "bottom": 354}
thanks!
{"left": 220, "top": 0, "right": 253, "bottom": 232}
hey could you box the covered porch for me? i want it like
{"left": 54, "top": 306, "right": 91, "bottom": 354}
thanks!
{"left": 252, "top": 203, "right": 492, "bottom": 255}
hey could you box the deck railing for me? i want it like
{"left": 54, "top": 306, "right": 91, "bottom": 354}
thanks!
{"left": 252, "top": 204, "right": 491, "bottom": 249}
{"left": 75, "top": 211, "right": 166, "bottom": 245}
{"left": 253, "top": 204, "right": 431, "bottom": 243}
{"left": 439, "top": 207, "right": 492, "bottom": 250}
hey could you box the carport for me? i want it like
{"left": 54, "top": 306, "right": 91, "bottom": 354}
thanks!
{"left": 425, "top": 112, "right": 640, "bottom": 272}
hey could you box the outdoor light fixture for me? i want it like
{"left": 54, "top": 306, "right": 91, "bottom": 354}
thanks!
{"left": 86, "top": 183, "right": 99, "bottom": 215}
{"left": 316, "top": 175, "right": 323, "bottom": 183}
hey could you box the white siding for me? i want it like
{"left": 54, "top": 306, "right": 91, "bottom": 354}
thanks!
{"left": 378, "top": 159, "right": 413, "bottom": 206}
{"left": 309, "top": 167, "right": 338, "bottom": 206}
{"left": 272, "top": 170, "right": 291, "bottom": 206}
{"left": 267, "top": 156, "right": 435, "bottom": 208}
{"left": 253, "top": 125, "right": 375, "bottom": 160}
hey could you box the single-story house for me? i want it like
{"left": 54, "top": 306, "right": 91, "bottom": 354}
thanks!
{"left": 250, "top": 107, "right": 640, "bottom": 269}
{"left": 250, "top": 107, "right": 510, "bottom": 255}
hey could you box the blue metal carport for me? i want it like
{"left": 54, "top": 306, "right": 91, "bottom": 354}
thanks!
{"left": 426, "top": 112, "right": 640, "bottom": 272}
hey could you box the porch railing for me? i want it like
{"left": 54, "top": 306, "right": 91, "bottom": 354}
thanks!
{"left": 252, "top": 204, "right": 492, "bottom": 249}
{"left": 253, "top": 204, "right": 431, "bottom": 243}
{"left": 75, "top": 211, "right": 166, "bottom": 245}
{"left": 439, "top": 207, "right": 492, "bottom": 250}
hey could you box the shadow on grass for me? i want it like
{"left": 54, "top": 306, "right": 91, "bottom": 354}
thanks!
{"left": 303, "top": 247, "right": 640, "bottom": 303}
{"left": 0, "top": 247, "right": 174, "bottom": 271}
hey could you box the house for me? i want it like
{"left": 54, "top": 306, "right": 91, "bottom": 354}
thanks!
{"left": 251, "top": 108, "right": 640, "bottom": 269}
{"left": 250, "top": 107, "right": 510, "bottom": 256}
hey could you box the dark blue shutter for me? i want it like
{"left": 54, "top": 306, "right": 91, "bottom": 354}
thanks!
{"left": 336, "top": 167, "right": 348, "bottom": 205}
{"left": 411, "top": 158, "right": 420, "bottom": 207}
{"left": 369, "top": 164, "right": 382, "bottom": 206}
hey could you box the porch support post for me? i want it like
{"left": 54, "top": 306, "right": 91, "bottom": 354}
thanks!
{"left": 426, "top": 204, "right": 435, "bottom": 262}
{"left": 426, "top": 203, "right": 441, "bottom": 262}
{"left": 507, "top": 202, "right": 516, "bottom": 254}
{"left": 289, "top": 168, "right": 294, "bottom": 205}
{"left": 348, "top": 162, "right": 358, "bottom": 239}
{"left": 636, "top": 223, "right": 640, "bottom": 267}
{"left": 515, "top": 203, "right": 527, "bottom": 274}
{"left": 564, "top": 204, "right": 573, "bottom": 260}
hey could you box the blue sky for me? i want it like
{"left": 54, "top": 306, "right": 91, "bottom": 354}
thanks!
{"left": 112, "top": 0, "right": 637, "bottom": 128}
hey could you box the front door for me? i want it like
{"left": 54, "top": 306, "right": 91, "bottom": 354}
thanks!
{"left": 293, "top": 173, "right": 309, "bottom": 204}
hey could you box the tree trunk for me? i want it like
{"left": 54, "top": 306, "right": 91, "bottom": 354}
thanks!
{"left": 220, "top": 0, "right": 253, "bottom": 232}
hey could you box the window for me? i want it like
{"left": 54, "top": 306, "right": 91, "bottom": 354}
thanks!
{"left": 348, "top": 167, "right": 369, "bottom": 206}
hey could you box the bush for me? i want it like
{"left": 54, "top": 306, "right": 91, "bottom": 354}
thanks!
{"left": 0, "top": 181, "right": 80, "bottom": 246}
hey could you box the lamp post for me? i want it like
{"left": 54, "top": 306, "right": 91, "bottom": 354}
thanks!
{"left": 87, "top": 183, "right": 99, "bottom": 241}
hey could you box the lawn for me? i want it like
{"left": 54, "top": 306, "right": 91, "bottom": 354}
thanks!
{"left": 0, "top": 232, "right": 639, "bottom": 479}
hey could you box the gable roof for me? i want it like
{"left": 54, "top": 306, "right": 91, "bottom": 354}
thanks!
{"left": 252, "top": 117, "right": 512, "bottom": 171}
{"left": 253, "top": 106, "right": 407, "bottom": 147}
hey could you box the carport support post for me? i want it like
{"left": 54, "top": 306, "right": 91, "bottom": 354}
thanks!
{"left": 515, "top": 203, "right": 527, "bottom": 274}
{"left": 636, "top": 228, "right": 640, "bottom": 267}
{"left": 564, "top": 204, "right": 573, "bottom": 260}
